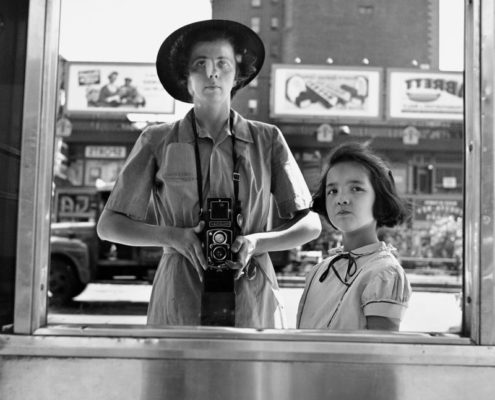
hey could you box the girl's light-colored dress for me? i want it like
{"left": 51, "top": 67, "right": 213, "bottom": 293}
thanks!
{"left": 105, "top": 109, "right": 312, "bottom": 328}
{"left": 297, "top": 242, "right": 411, "bottom": 330}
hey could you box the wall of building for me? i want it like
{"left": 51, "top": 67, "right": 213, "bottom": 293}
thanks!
{"left": 212, "top": 0, "right": 438, "bottom": 124}
{"left": 284, "top": 0, "right": 435, "bottom": 67}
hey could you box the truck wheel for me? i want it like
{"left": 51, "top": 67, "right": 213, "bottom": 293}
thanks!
{"left": 49, "top": 258, "right": 86, "bottom": 304}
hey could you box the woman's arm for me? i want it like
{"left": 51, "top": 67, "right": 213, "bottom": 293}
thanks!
{"left": 230, "top": 209, "right": 322, "bottom": 275}
{"left": 248, "top": 209, "right": 321, "bottom": 253}
{"left": 97, "top": 209, "right": 206, "bottom": 279}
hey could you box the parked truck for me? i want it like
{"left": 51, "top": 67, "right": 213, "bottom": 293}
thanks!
{"left": 49, "top": 186, "right": 162, "bottom": 303}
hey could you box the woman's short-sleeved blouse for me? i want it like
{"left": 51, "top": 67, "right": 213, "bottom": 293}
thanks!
{"left": 105, "top": 109, "right": 311, "bottom": 232}
{"left": 296, "top": 242, "right": 411, "bottom": 330}
{"left": 104, "top": 108, "right": 312, "bottom": 327}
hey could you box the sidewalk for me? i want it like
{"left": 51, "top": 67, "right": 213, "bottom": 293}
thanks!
{"left": 277, "top": 287, "right": 461, "bottom": 332}
{"left": 49, "top": 277, "right": 462, "bottom": 332}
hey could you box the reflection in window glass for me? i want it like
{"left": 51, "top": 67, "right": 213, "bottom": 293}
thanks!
{"left": 248, "top": 77, "right": 259, "bottom": 88}
{"left": 248, "top": 99, "right": 258, "bottom": 115}
{"left": 251, "top": 17, "right": 261, "bottom": 33}
{"left": 84, "top": 160, "right": 123, "bottom": 187}
{"left": 50, "top": 0, "right": 464, "bottom": 334}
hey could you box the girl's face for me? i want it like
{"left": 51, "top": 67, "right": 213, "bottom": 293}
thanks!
{"left": 187, "top": 39, "right": 237, "bottom": 106}
{"left": 325, "top": 161, "right": 377, "bottom": 234}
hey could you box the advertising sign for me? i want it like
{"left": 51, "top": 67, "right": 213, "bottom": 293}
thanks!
{"left": 387, "top": 69, "right": 463, "bottom": 120}
{"left": 84, "top": 146, "right": 127, "bottom": 159}
{"left": 270, "top": 64, "right": 382, "bottom": 120}
{"left": 84, "top": 160, "right": 123, "bottom": 187}
{"left": 65, "top": 62, "right": 175, "bottom": 116}
{"left": 54, "top": 188, "right": 98, "bottom": 221}
{"left": 412, "top": 197, "right": 463, "bottom": 227}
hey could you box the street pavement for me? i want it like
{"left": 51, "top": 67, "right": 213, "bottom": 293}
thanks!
{"left": 48, "top": 279, "right": 462, "bottom": 332}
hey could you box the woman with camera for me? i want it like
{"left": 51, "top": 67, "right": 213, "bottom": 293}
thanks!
{"left": 96, "top": 19, "right": 321, "bottom": 328}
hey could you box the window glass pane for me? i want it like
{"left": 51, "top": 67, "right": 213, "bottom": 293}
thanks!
{"left": 251, "top": 17, "right": 260, "bottom": 33}
{"left": 50, "top": 0, "right": 464, "bottom": 335}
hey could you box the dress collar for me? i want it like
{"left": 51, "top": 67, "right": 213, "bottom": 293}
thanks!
{"left": 328, "top": 241, "right": 389, "bottom": 258}
{"left": 321, "top": 242, "right": 392, "bottom": 285}
{"left": 178, "top": 108, "right": 254, "bottom": 144}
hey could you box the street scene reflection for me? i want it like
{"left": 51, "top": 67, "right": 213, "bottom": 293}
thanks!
{"left": 49, "top": 282, "right": 461, "bottom": 332}
{"left": 49, "top": 0, "right": 464, "bottom": 333}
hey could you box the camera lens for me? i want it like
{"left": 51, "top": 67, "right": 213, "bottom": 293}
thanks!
{"left": 212, "top": 231, "right": 227, "bottom": 244}
{"left": 212, "top": 246, "right": 227, "bottom": 261}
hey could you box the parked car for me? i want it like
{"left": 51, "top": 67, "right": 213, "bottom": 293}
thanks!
{"left": 49, "top": 187, "right": 162, "bottom": 304}
{"left": 49, "top": 234, "right": 90, "bottom": 303}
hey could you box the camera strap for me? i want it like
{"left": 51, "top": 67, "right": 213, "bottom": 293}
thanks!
{"left": 190, "top": 109, "right": 241, "bottom": 227}
{"left": 191, "top": 109, "right": 239, "bottom": 326}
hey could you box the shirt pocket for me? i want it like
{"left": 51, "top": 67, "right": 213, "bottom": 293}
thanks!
{"left": 158, "top": 143, "right": 199, "bottom": 226}
{"left": 161, "top": 143, "right": 196, "bottom": 179}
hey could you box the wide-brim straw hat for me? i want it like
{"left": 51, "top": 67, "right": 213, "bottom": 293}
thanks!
{"left": 156, "top": 19, "right": 265, "bottom": 103}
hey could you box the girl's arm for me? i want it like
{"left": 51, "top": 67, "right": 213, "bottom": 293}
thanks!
{"left": 97, "top": 209, "right": 206, "bottom": 280}
{"left": 366, "top": 316, "right": 400, "bottom": 331}
{"left": 362, "top": 261, "right": 410, "bottom": 331}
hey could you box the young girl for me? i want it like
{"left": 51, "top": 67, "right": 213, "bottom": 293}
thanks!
{"left": 297, "top": 142, "right": 411, "bottom": 331}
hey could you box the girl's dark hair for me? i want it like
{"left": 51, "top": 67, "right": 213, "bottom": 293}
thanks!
{"left": 171, "top": 28, "right": 258, "bottom": 99}
{"left": 311, "top": 141, "right": 410, "bottom": 228}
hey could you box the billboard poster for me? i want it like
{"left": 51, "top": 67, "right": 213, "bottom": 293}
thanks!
{"left": 65, "top": 62, "right": 175, "bottom": 115}
{"left": 387, "top": 69, "right": 463, "bottom": 120}
{"left": 270, "top": 64, "right": 382, "bottom": 120}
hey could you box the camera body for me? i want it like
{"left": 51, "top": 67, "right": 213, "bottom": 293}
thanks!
{"left": 203, "top": 198, "right": 235, "bottom": 268}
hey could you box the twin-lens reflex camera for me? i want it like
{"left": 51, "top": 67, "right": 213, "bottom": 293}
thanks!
{"left": 202, "top": 198, "right": 237, "bottom": 268}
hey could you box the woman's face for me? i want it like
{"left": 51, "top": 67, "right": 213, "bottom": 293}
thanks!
{"left": 325, "top": 161, "right": 376, "bottom": 234}
{"left": 187, "top": 39, "right": 237, "bottom": 106}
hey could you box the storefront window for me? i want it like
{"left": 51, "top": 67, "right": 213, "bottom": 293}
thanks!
{"left": 43, "top": 0, "right": 465, "bottom": 335}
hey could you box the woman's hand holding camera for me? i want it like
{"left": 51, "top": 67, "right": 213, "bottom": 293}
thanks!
{"left": 226, "top": 235, "right": 258, "bottom": 280}
{"left": 168, "top": 221, "right": 206, "bottom": 282}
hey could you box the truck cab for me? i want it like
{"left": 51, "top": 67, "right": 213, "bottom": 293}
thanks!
{"left": 49, "top": 186, "right": 162, "bottom": 303}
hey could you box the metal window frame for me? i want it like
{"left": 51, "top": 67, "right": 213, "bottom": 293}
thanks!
{"left": 14, "top": 0, "right": 60, "bottom": 333}
{"left": 475, "top": 0, "right": 495, "bottom": 344}
{"left": 12, "top": 0, "right": 495, "bottom": 347}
